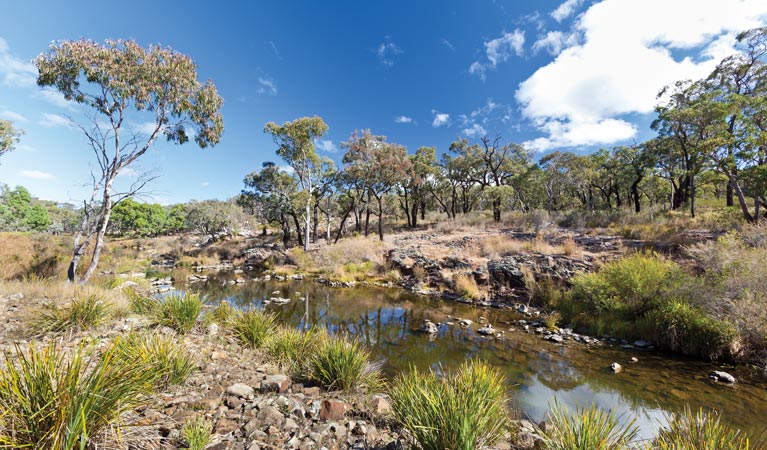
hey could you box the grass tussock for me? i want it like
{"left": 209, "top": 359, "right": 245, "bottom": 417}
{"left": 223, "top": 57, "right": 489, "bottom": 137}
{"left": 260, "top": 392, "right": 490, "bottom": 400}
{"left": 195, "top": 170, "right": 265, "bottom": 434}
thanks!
{"left": 390, "top": 360, "right": 509, "bottom": 450}
{"left": 308, "top": 334, "right": 382, "bottom": 392}
{"left": 230, "top": 308, "right": 277, "bottom": 348}
{"left": 155, "top": 292, "right": 204, "bottom": 334}
{"left": 649, "top": 406, "right": 764, "bottom": 450}
{"left": 0, "top": 232, "right": 69, "bottom": 280}
{"left": 537, "top": 401, "right": 639, "bottom": 450}
{"left": 0, "top": 341, "right": 155, "bottom": 449}
{"left": 33, "top": 293, "right": 112, "bottom": 334}
{"left": 266, "top": 327, "right": 321, "bottom": 377}
{"left": 453, "top": 273, "right": 483, "bottom": 300}
{"left": 112, "top": 331, "right": 197, "bottom": 387}
{"left": 181, "top": 416, "right": 213, "bottom": 450}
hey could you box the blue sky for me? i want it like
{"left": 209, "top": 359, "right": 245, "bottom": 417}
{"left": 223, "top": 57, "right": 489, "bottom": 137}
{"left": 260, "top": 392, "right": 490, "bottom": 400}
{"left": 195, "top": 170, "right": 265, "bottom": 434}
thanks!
{"left": 1, "top": 0, "right": 766, "bottom": 204}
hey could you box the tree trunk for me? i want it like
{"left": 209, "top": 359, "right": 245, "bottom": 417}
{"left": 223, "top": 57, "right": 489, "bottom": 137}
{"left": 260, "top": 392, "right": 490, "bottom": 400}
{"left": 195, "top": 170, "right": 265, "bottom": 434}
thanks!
{"left": 304, "top": 198, "right": 311, "bottom": 251}
{"left": 364, "top": 208, "right": 370, "bottom": 237}
{"left": 631, "top": 178, "right": 642, "bottom": 213}
{"left": 80, "top": 177, "right": 116, "bottom": 284}
{"left": 291, "top": 212, "right": 304, "bottom": 248}
{"left": 377, "top": 196, "right": 384, "bottom": 241}
{"left": 492, "top": 196, "right": 501, "bottom": 222}
{"left": 325, "top": 196, "right": 332, "bottom": 244}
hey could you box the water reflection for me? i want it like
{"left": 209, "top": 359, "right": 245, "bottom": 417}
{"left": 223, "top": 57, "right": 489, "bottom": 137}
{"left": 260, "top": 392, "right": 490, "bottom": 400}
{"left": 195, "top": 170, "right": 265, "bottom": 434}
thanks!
{"left": 187, "top": 275, "right": 767, "bottom": 439}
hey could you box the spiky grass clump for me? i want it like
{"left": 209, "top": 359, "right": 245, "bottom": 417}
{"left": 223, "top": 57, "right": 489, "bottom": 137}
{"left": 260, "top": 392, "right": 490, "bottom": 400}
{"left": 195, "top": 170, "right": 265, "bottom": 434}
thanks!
{"left": 230, "top": 308, "right": 277, "bottom": 348}
{"left": 390, "top": 360, "right": 509, "bottom": 450}
{"left": 112, "top": 331, "right": 197, "bottom": 387}
{"left": 205, "top": 300, "right": 236, "bottom": 326}
{"left": 181, "top": 416, "right": 213, "bottom": 450}
{"left": 308, "top": 334, "right": 383, "bottom": 392}
{"left": 0, "top": 341, "right": 155, "bottom": 449}
{"left": 650, "top": 406, "right": 763, "bottom": 450}
{"left": 155, "top": 292, "right": 204, "bottom": 334}
{"left": 537, "top": 401, "right": 639, "bottom": 450}
{"left": 125, "top": 287, "right": 159, "bottom": 316}
{"left": 33, "top": 293, "right": 112, "bottom": 333}
{"left": 266, "top": 327, "right": 321, "bottom": 376}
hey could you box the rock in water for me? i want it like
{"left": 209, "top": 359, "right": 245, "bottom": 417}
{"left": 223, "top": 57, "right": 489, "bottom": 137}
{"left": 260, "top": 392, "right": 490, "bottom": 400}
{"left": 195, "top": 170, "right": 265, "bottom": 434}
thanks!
{"left": 477, "top": 325, "right": 495, "bottom": 336}
{"left": 418, "top": 319, "right": 439, "bottom": 334}
{"left": 610, "top": 362, "right": 622, "bottom": 373}
{"left": 710, "top": 371, "right": 736, "bottom": 384}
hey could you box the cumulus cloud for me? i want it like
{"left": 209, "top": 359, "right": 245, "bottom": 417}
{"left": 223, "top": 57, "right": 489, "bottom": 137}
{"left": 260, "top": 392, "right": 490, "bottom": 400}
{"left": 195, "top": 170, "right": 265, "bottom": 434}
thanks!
{"left": 551, "top": 0, "right": 585, "bottom": 22}
{"left": 377, "top": 36, "right": 402, "bottom": 67}
{"left": 394, "top": 115, "right": 413, "bottom": 124}
{"left": 462, "top": 123, "right": 487, "bottom": 138}
{"left": 20, "top": 170, "right": 55, "bottom": 180}
{"left": 257, "top": 77, "right": 278, "bottom": 95}
{"left": 431, "top": 110, "right": 450, "bottom": 128}
{"left": 516, "top": 0, "right": 767, "bottom": 151}
{"left": 315, "top": 139, "right": 338, "bottom": 153}
{"left": 469, "top": 29, "right": 525, "bottom": 81}
{"left": 532, "top": 31, "right": 580, "bottom": 56}
{"left": 0, "top": 37, "right": 36, "bottom": 88}
{"left": 38, "top": 113, "right": 71, "bottom": 128}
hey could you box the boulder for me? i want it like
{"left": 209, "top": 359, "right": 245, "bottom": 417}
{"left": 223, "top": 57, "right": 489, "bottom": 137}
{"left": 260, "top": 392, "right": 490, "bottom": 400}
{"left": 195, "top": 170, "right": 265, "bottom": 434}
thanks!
{"left": 477, "top": 325, "right": 495, "bottom": 336}
{"left": 319, "top": 399, "right": 349, "bottom": 421}
{"left": 261, "top": 374, "right": 290, "bottom": 393}
{"left": 610, "top": 362, "right": 622, "bottom": 373}
{"left": 418, "top": 319, "right": 439, "bottom": 334}
{"left": 226, "top": 383, "right": 255, "bottom": 398}
{"left": 710, "top": 371, "right": 736, "bottom": 384}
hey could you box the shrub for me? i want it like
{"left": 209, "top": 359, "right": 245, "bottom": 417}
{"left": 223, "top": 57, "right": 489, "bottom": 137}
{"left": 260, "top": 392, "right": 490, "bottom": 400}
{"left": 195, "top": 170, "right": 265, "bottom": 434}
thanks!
{"left": 537, "top": 401, "right": 639, "bottom": 450}
{"left": 33, "top": 293, "right": 112, "bottom": 333}
{"left": 308, "top": 334, "right": 382, "bottom": 392}
{"left": 181, "top": 416, "right": 213, "bottom": 450}
{"left": 112, "top": 331, "right": 197, "bottom": 387}
{"left": 0, "top": 341, "right": 155, "bottom": 449}
{"left": 650, "top": 406, "right": 763, "bottom": 450}
{"left": 390, "top": 360, "right": 509, "bottom": 450}
{"left": 266, "top": 327, "right": 320, "bottom": 376}
{"left": 230, "top": 308, "right": 277, "bottom": 348}
{"left": 155, "top": 292, "right": 204, "bottom": 334}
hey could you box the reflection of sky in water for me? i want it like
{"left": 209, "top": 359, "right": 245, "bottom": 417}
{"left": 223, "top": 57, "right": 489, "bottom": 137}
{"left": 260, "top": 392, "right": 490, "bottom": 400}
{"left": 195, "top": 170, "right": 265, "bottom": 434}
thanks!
{"left": 188, "top": 276, "right": 767, "bottom": 438}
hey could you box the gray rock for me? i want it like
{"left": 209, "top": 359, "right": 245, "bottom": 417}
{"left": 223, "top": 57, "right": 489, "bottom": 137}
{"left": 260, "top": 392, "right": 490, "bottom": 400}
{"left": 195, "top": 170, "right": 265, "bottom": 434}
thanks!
{"left": 418, "top": 319, "right": 439, "bottom": 334}
{"left": 226, "top": 383, "right": 255, "bottom": 398}
{"left": 261, "top": 374, "right": 290, "bottom": 393}
{"left": 633, "top": 340, "right": 651, "bottom": 348}
{"left": 710, "top": 371, "right": 736, "bottom": 384}
{"left": 477, "top": 325, "right": 495, "bottom": 336}
{"left": 610, "top": 362, "right": 622, "bottom": 373}
{"left": 545, "top": 334, "right": 564, "bottom": 343}
{"left": 256, "top": 405, "right": 285, "bottom": 428}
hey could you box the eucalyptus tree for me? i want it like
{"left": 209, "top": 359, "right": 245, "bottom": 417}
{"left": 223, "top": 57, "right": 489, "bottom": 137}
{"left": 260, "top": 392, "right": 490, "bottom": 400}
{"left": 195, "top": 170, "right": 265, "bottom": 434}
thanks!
{"left": 241, "top": 162, "right": 300, "bottom": 247}
{"left": 264, "top": 116, "right": 331, "bottom": 250}
{"left": 342, "top": 129, "right": 412, "bottom": 241}
{"left": 0, "top": 120, "right": 23, "bottom": 161}
{"left": 36, "top": 39, "right": 224, "bottom": 283}
{"left": 400, "top": 146, "right": 438, "bottom": 227}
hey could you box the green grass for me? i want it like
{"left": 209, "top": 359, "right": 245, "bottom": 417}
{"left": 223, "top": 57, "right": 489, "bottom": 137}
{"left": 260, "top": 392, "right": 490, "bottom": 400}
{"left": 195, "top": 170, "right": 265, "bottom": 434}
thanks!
{"left": 650, "top": 406, "right": 765, "bottom": 450}
{"left": 266, "top": 327, "right": 320, "bottom": 377}
{"left": 181, "top": 416, "right": 213, "bottom": 450}
{"left": 112, "top": 331, "right": 197, "bottom": 387}
{"left": 125, "top": 287, "right": 160, "bottom": 315}
{"left": 33, "top": 293, "right": 112, "bottom": 333}
{"left": 154, "top": 292, "right": 204, "bottom": 334}
{"left": 537, "top": 401, "right": 639, "bottom": 450}
{"left": 230, "top": 308, "right": 277, "bottom": 348}
{"left": 0, "top": 341, "right": 155, "bottom": 449}
{"left": 389, "top": 359, "right": 509, "bottom": 450}
{"left": 205, "top": 300, "right": 237, "bottom": 326}
{"left": 308, "top": 334, "right": 383, "bottom": 392}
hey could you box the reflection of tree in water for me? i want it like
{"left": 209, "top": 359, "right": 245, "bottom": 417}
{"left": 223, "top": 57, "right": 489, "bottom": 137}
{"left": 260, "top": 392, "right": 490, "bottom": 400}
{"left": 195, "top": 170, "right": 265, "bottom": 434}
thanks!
{"left": 534, "top": 352, "right": 585, "bottom": 391}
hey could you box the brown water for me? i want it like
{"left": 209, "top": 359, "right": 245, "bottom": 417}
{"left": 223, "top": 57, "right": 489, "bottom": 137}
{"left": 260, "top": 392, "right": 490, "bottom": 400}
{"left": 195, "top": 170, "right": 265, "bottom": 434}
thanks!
{"left": 186, "top": 274, "right": 767, "bottom": 440}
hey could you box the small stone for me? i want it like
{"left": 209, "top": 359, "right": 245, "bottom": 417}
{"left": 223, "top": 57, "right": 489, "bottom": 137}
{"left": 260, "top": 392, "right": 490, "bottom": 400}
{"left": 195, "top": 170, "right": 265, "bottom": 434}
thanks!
{"left": 370, "top": 395, "right": 391, "bottom": 415}
{"left": 261, "top": 374, "right": 290, "bottom": 393}
{"left": 710, "top": 371, "right": 736, "bottom": 384}
{"left": 630, "top": 357, "right": 639, "bottom": 363}
{"left": 257, "top": 405, "right": 285, "bottom": 428}
{"left": 545, "top": 334, "right": 564, "bottom": 343}
{"left": 418, "top": 319, "right": 439, "bottom": 334}
{"left": 207, "top": 323, "right": 220, "bottom": 336}
{"left": 226, "top": 383, "right": 255, "bottom": 398}
{"left": 303, "top": 386, "right": 321, "bottom": 397}
{"left": 610, "top": 362, "right": 622, "bottom": 373}
{"left": 215, "top": 417, "right": 240, "bottom": 435}
{"left": 477, "top": 325, "right": 495, "bottom": 336}
{"left": 319, "top": 399, "right": 349, "bottom": 421}
{"left": 633, "top": 339, "right": 651, "bottom": 348}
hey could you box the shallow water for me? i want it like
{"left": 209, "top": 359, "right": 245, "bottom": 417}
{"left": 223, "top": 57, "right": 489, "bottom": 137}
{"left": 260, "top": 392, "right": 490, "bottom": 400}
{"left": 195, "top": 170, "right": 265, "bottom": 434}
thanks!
{"left": 186, "top": 274, "right": 767, "bottom": 439}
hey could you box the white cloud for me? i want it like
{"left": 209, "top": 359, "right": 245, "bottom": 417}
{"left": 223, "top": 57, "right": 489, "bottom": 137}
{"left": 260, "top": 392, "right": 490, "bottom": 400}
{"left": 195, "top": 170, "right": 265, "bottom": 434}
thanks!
{"left": 394, "top": 115, "right": 413, "bottom": 124}
{"left": 377, "top": 36, "right": 402, "bottom": 67}
{"left": 315, "top": 139, "right": 338, "bottom": 153}
{"left": 117, "top": 168, "right": 139, "bottom": 178}
{"left": 38, "top": 113, "right": 71, "bottom": 128}
{"left": 431, "top": 110, "right": 450, "bottom": 128}
{"left": 0, "top": 37, "right": 36, "bottom": 88}
{"left": 269, "top": 41, "right": 282, "bottom": 59}
{"left": 551, "top": 0, "right": 585, "bottom": 22}
{"left": 462, "top": 123, "right": 487, "bottom": 138}
{"left": 469, "top": 29, "right": 525, "bottom": 81}
{"left": 201, "top": 181, "right": 210, "bottom": 187}
{"left": 516, "top": 0, "right": 767, "bottom": 151}
{"left": 0, "top": 109, "right": 27, "bottom": 122}
{"left": 532, "top": 31, "right": 580, "bottom": 56}
{"left": 441, "top": 38, "right": 455, "bottom": 51}
{"left": 33, "top": 88, "right": 75, "bottom": 109}
{"left": 20, "top": 170, "right": 55, "bottom": 180}
{"left": 257, "top": 77, "right": 277, "bottom": 95}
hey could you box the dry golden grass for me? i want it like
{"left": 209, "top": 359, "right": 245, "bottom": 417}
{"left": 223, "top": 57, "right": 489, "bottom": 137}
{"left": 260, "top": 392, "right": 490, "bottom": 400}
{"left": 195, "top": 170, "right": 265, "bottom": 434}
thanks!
{"left": 453, "top": 273, "right": 483, "bottom": 300}
{"left": 468, "top": 233, "right": 582, "bottom": 259}
{"left": 0, "top": 232, "right": 70, "bottom": 280}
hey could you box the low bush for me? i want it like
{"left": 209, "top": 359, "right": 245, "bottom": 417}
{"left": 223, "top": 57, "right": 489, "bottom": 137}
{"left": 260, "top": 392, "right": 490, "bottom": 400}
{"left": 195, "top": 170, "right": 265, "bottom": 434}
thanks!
{"left": 33, "top": 293, "right": 112, "bottom": 333}
{"left": 537, "top": 401, "right": 638, "bottom": 450}
{"left": 650, "top": 406, "right": 763, "bottom": 450}
{"left": 230, "top": 308, "right": 277, "bottom": 348}
{"left": 266, "top": 327, "right": 320, "bottom": 376}
{"left": 155, "top": 292, "right": 204, "bottom": 334}
{"left": 0, "top": 341, "right": 155, "bottom": 449}
{"left": 308, "top": 334, "right": 382, "bottom": 392}
{"left": 390, "top": 360, "right": 509, "bottom": 450}
{"left": 181, "top": 416, "right": 213, "bottom": 450}
{"left": 112, "top": 331, "right": 197, "bottom": 387}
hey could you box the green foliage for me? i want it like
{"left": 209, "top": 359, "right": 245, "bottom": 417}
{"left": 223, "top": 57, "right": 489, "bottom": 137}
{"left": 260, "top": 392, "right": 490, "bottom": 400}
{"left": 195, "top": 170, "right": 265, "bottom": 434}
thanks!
{"left": 155, "top": 292, "right": 204, "bottom": 334}
{"left": 266, "top": 327, "right": 320, "bottom": 376}
{"left": 0, "top": 185, "right": 52, "bottom": 232}
{"left": 110, "top": 198, "right": 172, "bottom": 237}
{"left": 184, "top": 200, "right": 242, "bottom": 240}
{"left": 34, "top": 293, "right": 112, "bottom": 333}
{"left": 230, "top": 308, "right": 277, "bottom": 348}
{"left": 112, "top": 331, "right": 197, "bottom": 387}
{"left": 537, "top": 401, "right": 639, "bottom": 450}
{"left": 181, "top": 416, "right": 213, "bottom": 450}
{"left": 650, "top": 406, "right": 764, "bottom": 450}
{"left": 390, "top": 360, "right": 509, "bottom": 450}
{"left": 309, "top": 334, "right": 382, "bottom": 392}
{"left": 0, "top": 119, "right": 23, "bottom": 158}
{"left": 0, "top": 341, "right": 155, "bottom": 449}
{"left": 126, "top": 287, "right": 160, "bottom": 315}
